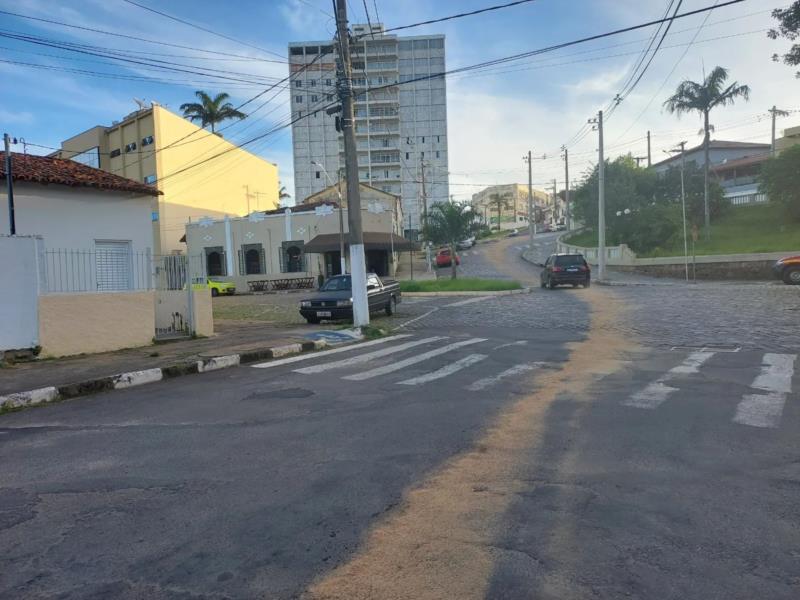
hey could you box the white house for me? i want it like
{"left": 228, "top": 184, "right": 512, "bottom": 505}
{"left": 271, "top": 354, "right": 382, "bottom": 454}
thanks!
{"left": 0, "top": 153, "right": 211, "bottom": 357}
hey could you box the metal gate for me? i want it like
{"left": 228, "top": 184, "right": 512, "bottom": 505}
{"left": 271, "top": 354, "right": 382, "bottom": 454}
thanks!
{"left": 154, "top": 255, "right": 205, "bottom": 339}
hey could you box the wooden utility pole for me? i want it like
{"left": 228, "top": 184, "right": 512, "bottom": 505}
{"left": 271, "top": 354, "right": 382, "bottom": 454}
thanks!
{"left": 646, "top": 130, "right": 652, "bottom": 167}
{"left": 4, "top": 133, "right": 15, "bottom": 235}
{"left": 334, "top": 0, "right": 368, "bottom": 325}
{"left": 589, "top": 111, "right": 606, "bottom": 280}
{"left": 523, "top": 150, "right": 534, "bottom": 249}
{"left": 769, "top": 105, "right": 789, "bottom": 156}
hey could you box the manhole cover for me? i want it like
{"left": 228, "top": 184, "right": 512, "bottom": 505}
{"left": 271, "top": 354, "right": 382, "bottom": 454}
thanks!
{"left": 244, "top": 388, "right": 315, "bottom": 400}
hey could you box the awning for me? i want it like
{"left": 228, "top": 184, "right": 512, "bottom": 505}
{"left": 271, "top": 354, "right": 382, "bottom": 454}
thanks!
{"left": 304, "top": 232, "right": 418, "bottom": 253}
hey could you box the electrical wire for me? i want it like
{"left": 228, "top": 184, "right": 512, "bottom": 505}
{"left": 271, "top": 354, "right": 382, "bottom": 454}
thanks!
{"left": 120, "top": 0, "right": 286, "bottom": 60}
{"left": 376, "top": 0, "right": 539, "bottom": 35}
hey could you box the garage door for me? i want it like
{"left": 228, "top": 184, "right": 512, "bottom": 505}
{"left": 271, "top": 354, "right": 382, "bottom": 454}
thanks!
{"left": 95, "top": 241, "right": 132, "bottom": 291}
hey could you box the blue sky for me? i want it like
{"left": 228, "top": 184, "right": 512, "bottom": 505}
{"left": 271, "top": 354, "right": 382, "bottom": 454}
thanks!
{"left": 1, "top": 0, "right": 797, "bottom": 202}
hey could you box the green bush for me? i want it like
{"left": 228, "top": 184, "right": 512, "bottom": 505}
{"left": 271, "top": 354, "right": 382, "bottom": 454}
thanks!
{"left": 760, "top": 145, "right": 800, "bottom": 221}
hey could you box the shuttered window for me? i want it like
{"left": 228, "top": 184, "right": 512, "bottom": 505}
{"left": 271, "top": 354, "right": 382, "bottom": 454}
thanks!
{"left": 95, "top": 241, "right": 132, "bottom": 291}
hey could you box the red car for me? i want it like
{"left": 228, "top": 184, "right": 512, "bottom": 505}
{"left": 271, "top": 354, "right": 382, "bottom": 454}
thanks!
{"left": 773, "top": 255, "right": 800, "bottom": 285}
{"left": 435, "top": 248, "right": 460, "bottom": 268}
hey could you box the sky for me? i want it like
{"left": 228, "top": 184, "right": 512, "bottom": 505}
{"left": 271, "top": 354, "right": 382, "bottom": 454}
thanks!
{"left": 1, "top": 0, "right": 798, "bottom": 203}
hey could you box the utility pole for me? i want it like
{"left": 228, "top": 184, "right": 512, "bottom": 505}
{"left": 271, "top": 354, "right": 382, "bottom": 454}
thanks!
{"left": 562, "top": 146, "right": 570, "bottom": 231}
{"left": 552, "top": 178, "right": 558, "bottom": 224}
{"left": 669, "top": 142, "right": 689, "bottom": 282}
{"left": 646, "top": 130, "right": 652, "bottom": 167}
{"left": 420, "top": 158, "right": 431, "bottom": 271}
{"left": 769, "top": 105, "right": 789, "bottom": 156}
{"left": 3, "top": 133, "right": 15, "bottom": 235}
{"left": 334, "top": 0, "right": 369, "bottom": 326}
{"left": 589, "top": 111, "right": 606, "bottom": 280}
{"left": 523, "top": 150, "right": 534, "bottom": 249}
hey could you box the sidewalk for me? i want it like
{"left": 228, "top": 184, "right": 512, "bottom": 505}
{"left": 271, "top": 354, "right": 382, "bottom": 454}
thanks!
{"left": 0, "top": 321, "right": 340, "bottom": 398}
{"left": 394, "top": 250, "right": 437, "bottom": 281}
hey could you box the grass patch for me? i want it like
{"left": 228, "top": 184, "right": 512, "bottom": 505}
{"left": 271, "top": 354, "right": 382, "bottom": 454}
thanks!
{"left": 400, "top": 277, "right": 522, "bottom": 292}
{"left": 360, "top": 325, "right": 389, "bottom": 339}
{"left": 562, "top": 204, "right": 800, "bottom": 257}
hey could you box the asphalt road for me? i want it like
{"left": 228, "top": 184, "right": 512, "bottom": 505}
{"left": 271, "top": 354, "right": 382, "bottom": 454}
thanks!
{"left": 1, "top": 236, "right": 798, "bottom": 599}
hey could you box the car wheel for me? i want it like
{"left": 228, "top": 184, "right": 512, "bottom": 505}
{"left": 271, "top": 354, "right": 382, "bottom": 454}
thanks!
{"left": 306, "top": 317, "right": 320, "bottom": 324}
{"left": 385, "top": 297, "right": 396, "bottom": 316}
{"left": 784, "top": 266, "right": 800, "bottom": 285}
{"left": 210, "top": 288, "right": 219, "bottom": 297}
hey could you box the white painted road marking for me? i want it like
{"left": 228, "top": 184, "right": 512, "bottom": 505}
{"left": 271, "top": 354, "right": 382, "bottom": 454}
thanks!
{"left": 251, "top": 334, "right": 412, "bottom": 369}
{"left": 294, "top": 336, "right": 448, "bottom": 374}
{"left": 445, "top": 296, "right": 495, "bottom": 308}
{"left": 343, "top": 338, "right": 488, "bottom": 381}
{"left": 493, "top": 340, "right": 528, "bottom": 350}
{"left": 467, "top": 363, "right": 539, "bottom": 391}
{"left": 623, "top": 351, "right": 715, "bottom": 409}
{"left": 395, "top": 308, "right": 439, "bottom": 329}
{"left": 398, "top": 354, "right": 487, "bottom": 386}
{"left": 733, "top": 353, "right": 796, "bottom": 428}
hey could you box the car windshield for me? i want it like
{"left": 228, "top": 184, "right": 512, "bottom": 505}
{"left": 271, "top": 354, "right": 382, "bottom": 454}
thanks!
{"left": 320, "top": 276, "right": 352, "bottom": 291}
{"left": 555, "top": 255, "right": 586, "bottom": 267}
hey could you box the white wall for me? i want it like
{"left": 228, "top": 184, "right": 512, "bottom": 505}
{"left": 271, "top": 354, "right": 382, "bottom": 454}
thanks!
{"left": 0, "top": 183, "right": 155, "bottom": 253}
{"left": 0, "top": 235, "right": 41, "bottom": 351}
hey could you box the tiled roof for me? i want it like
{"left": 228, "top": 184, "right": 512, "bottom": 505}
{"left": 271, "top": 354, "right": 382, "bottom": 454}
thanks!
{"left": 0, "top": 152, "right": 161, "bottom": 196}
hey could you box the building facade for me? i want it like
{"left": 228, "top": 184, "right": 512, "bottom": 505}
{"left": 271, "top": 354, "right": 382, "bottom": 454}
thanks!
{"left": 471, "top": 184, "right": 550, "bottom": 229}
{"left": 289, "top": 23, "right": 448, "bottom": 236}
{"left": 54, "top": 104, "right": 280, "bottom": 254}
{"left": 651, "top": 140, "right": 770, "bottom": 175}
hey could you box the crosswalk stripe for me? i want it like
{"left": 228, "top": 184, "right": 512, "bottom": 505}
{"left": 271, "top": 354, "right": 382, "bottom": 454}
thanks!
{"left": 251, "top": 335, "right": 412, "bottom": 369}
{"left": 293, "top": 336, "right": 448, "bottom": 375}
{"left": 343, "top": 338, "right": 487, "bottom": 381}
{"left": 398, "top": 354, "right": 487, "bottom": 386}
{"left": 623, "top": 351, "right": 715, "bottom": 409}
{"left": 467, "top": 363, "right": 539, "bottom": 391}
{"left": 733, "top": 353, "right": 796, "bottom": 428}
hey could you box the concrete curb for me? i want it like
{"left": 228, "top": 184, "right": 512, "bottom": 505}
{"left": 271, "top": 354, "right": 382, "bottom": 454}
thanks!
{"left": 403, "top": 288, "right": 530, "bottom": 297}
{"left": 0, "top": 339, "right": 336, "bottom": 413}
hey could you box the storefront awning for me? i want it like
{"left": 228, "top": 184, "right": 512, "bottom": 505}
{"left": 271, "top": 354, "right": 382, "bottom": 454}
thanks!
{"left": 304, "top": 232, "right": 418, "bottom": 253}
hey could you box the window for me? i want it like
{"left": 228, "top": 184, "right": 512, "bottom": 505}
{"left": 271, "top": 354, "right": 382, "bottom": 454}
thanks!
{"left": 421, "top": 151, "right": 424, "bottom": 158}
{"left": 405, "top": 152, "right": 409, "bottom": 159}
{"left": 310, "top": 79, "right": 316, "bottom": 87}
{"left": 109, "top": 149, "right": 121, "bottom": 158}
{"left": 295, "top": 95, "right": 303, "bottom": 103}
{"left": 430, "top": 38, "right": 444, "bottom": 49}
{"left": 311, "top": 95, "right": 318, "bottom": 102}
{"left": 295, "top": 80, "right": 302, "bottom": 87}
{"left": 436, "top": 135, "right": 440, "bottom": 143}
{"left": 124, "top": 142, "right": 137, "bottom": 153}
{"left": 399, "top": 40, "right": 413, "bottom": 51}
{"left": 316, "top": 171, "right": 321, "bottom": 179}
{"left": 205, "top": 247, "right": 226, "bottom": 276}
{"left": 305, "top": 45, "right": 319, "bottom": 54}
{"left": 326, "top": 94, "right": 333, "bottom": 100}
{"left": 290, "top": 47, "right": 304, "bottom": 56}
{"left": 320, "top": 45, "right": 334, "bottom": 55}
{"left": 282, "top": 241, "right": 305, "bottom": 273}
{"left": 239, "top": 244, "right": 265, "bottom": 275}
{"left": 384, "top": 170, "right": 389, "bottom": 178}
{"left": 435, "top": 151, "right": 440, "bottom": 158}
{"left": 326, "top": 78, "right": 332, "bottom": 86}
{"left": 298, "top": 111, "right": 303, "bottom": 118}
{"left": 144, "top": 174, "right": 156, "bottom": 184}
{"left": 413, "top": 40, "right": 429, "bottom": 50}
{"left": 421, "top": 136, "right": 425, "bottom": 143}
{"left": 382, "top": 138, "right": 390, "bottom": 147}
{"left": 141, "top": 135, "right": 154, "bottom": 147}
{"left": 95, "top": 241, "right": 132, "bottom": 291}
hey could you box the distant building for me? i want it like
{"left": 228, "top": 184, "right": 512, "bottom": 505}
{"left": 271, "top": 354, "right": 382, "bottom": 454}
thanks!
{"left": 650, "top": 139, "right": 769, "bottom": 175}
{"left": 775, "top": 124, "right": 800, "bottom": 154}
{"left": 471, "top": 184, "right": 549, "bottom": 229}
{"left": 288, "top": 23, "right": 448, "bottom": 236}
{"left": 52, "top": 104, "right": 280, "bottom": 254}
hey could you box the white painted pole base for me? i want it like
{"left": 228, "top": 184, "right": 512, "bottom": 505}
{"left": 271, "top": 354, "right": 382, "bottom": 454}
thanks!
{"left": 349, "top": 243, "right": 370, "bottom": 326}
{"left": 340, "top": 256, "right": 347, "bottom": 275}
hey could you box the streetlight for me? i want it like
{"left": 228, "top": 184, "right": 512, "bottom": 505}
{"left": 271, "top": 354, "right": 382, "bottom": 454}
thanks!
{"left": 665, "top": 143, "right": 689, "bottom": 282}
{"left": 311, "top": 160, "right": 347, "bottom": 276}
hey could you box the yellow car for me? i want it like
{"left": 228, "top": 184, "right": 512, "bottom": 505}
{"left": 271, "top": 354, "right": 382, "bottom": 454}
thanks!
{"left": 204, "top": 278, "right": 236, "bottom": 297}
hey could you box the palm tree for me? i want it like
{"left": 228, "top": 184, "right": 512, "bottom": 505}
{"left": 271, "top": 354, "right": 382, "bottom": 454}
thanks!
{"left": 664, "top": 67, "right": 750, "bottom": 238}
{"left": 278, "top": 184, "right": 291, "bottom": 207}
{"left": 180, "top": 91, "right": 246, "bottom": 134}
{"left": 486, "top": 192, "right": 512, "bottom": 231}
{"left": 423, "top": 202, "right": 476, "bottom": 279}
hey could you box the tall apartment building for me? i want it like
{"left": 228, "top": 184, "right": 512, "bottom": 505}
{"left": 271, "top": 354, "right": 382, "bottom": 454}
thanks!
{"left": 289, "top": 23, "right": 448, "bottom": 235}
{"left": 54, "top": 104, "right": 280, "bottom": 254}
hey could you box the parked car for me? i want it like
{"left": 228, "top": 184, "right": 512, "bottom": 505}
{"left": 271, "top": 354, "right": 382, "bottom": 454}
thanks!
{"left": 457, "top": 236, "right": 476, "bottom": 250}
{"left": 508, "top": 229, "right": 520, "bottom": 237}
{"left": 208, "top": 278, "right": 236, "bottom": 297}
{"left": 298, "top": 273, "right": 401, "bottom": 324}
{"left": 772, "top": 255, "right": 800, "bottom": 285}
{"left": 435, "top": 248, "right": 461, "bottom": 268}
{"left": 540, "top": 253, "right": 591, "bottom": 289}
{"left": 538, "top": 223, "right": 552, "bottom": 233}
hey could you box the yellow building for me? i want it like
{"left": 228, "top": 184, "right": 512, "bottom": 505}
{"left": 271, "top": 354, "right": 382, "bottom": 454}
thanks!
{"left": 775, "top": 124, "right": 800, "bottom": 154}
{"left": 55, "top": 104, "right": 280, "bottom": 254}
{"left": 471, "top": 183, "right": 549, "bottom": 229}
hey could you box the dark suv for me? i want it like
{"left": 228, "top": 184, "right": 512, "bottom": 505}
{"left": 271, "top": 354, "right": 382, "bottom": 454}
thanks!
{"left": 540, "top": 253, "right": 591, "bottom": 289}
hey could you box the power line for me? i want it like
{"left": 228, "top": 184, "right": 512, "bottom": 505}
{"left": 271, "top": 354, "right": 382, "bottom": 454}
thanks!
{"left": 121, "top": 0, "right": 286, "bottom": 60}
{"left": 0, "top": 9, "right": 287, "bottom": 63}
{"left": 378, "top": 0, "right": 539, "bottom": 35}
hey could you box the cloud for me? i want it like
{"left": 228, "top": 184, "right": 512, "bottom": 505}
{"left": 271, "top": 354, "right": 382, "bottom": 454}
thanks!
{"left": 279, "top": 0, "right": 326, "bottom": 35}
{"left": 0, "top": 109, "right": 35, "bottom": 125}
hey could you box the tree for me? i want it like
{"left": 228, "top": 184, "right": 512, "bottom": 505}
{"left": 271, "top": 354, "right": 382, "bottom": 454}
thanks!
{"left": 423, "top": 202, "right": 476, "bottom": 279}
{"left": 180, "top": 91, "right": 246, "bottom": 134}
{"left": 760, "top": 144, "right": 800, "bottom": 221}
{"left": 664, "top": 67, "right": 750, "bottom": 239}
{"left": 486, "top": 193, "right": 511, "bottom": 231}
{"left": 768, "top": 2, "right": 800, "bottom": 77}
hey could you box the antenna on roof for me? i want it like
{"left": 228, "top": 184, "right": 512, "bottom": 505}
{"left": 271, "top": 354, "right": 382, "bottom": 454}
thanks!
{"left": 133, "top": 98, "right": 147, "bottom": 110}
